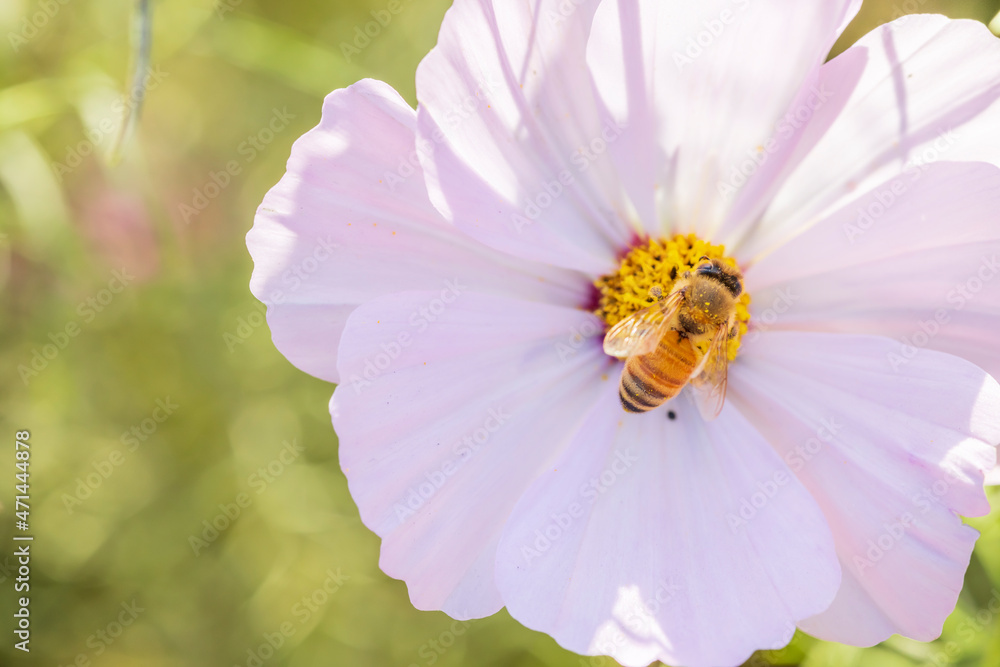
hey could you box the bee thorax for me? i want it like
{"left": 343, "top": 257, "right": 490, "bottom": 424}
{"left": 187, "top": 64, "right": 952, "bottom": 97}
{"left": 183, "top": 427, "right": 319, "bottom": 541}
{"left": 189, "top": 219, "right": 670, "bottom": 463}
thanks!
{"left": 688, "top": 281, "right": 734, "bottom": 323}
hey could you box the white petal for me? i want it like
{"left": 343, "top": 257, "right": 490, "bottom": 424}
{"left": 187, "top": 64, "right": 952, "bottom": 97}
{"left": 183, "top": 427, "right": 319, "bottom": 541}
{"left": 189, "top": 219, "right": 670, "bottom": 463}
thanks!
{"left": 496, "top": 385, "right": 840, "bottom": 667}
{"left": 332, "top": 291, "right": 611, "bottom": 618}
{"left": 248, "top": 79, "right": 588, "bottom": 383}
{"left": 745, "top": 161, "right": 1000, "bottom": 381}
{"left": 415, "top": 0, "right": 635, "bottom": 274}
{"left": 986, "top": 451, "right": 1000, "bottom": 486}
{"left": 730, "top": 332, "right": 1000, "bottom": 645}
{"left": 743, "top": 15, "right": 1000, "bottom": 258}
{"left": 587, "top": 0, "right": 861, "bottom": 240}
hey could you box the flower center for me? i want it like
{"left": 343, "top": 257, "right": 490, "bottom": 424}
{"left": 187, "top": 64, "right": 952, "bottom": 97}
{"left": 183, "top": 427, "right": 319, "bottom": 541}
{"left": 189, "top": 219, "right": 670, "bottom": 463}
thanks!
{"left": 594, "top": 234, "right": 752, "bottom": 361}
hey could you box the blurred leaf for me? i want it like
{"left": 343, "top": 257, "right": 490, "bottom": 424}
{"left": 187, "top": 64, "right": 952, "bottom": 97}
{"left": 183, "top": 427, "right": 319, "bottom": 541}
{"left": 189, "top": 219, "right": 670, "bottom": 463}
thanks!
{"left": 0, "top": 78, "right": 70, "bottom": 130}
{"left": 0, "top": 130, "right": 71, "bottom": 255}
{"left": 207, "top": 15, "right": 368, "bottom": 98}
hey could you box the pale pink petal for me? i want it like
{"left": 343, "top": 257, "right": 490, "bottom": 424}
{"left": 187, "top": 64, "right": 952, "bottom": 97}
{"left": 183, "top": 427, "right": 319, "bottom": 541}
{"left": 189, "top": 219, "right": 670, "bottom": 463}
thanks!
{"left": 986, "top": 453, "right": 1000, "bottom": 486}
{"left": 495, "top": 385, "right": 840, "bottom": 667}
{"left": 741, "top": 15, "right": 1000, "bottom": 258}
{"left": 332, "top": 291, "right": 611, "bottom": 618}
{"left": 415, "top": 0, "right": 635, "bottom": 275}
{"left": 587, "top": 0, "right": 861, "bottom": 240}
{"left": 730, "top": 332, "right": 1000, "bottom": 646}
{"left": 745, "top": 161, "right": 1000, "bottom": 382}
{"left": 248, "top": 79, "right": 589, "bottom": 383}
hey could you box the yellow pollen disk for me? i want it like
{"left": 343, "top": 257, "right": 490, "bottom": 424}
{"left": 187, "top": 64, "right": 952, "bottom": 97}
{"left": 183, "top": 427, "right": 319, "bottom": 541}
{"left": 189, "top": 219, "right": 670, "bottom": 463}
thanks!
{"left": 594, "top": 234, "right": 752, "bottom": 361}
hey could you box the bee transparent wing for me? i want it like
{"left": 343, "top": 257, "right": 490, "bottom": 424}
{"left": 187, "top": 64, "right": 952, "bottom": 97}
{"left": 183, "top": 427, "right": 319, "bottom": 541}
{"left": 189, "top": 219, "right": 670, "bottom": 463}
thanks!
{"left": 690, "top": 321, "right": 732, "bottom": 421}
{"left": 602, "top": 291, "right": 684, "bottom": 359}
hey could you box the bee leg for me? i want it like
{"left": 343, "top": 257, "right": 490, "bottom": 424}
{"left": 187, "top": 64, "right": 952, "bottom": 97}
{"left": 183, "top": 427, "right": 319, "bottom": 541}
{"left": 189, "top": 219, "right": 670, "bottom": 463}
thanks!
{"left": 677, "top": 312, "right": 703, "bottom": 336}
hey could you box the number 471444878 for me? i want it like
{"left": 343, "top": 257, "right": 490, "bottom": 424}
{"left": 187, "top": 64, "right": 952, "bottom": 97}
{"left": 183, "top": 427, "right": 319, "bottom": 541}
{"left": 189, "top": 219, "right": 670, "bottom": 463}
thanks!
{"left": 15, "top": 430, "right": 30, "bottom": 529}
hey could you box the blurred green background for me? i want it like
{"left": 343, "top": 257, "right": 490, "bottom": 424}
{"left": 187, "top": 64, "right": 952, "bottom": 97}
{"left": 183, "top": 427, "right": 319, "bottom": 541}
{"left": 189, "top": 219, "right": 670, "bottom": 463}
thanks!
{"left": 2, "top": 1, "right": 1000, "bottom": 666}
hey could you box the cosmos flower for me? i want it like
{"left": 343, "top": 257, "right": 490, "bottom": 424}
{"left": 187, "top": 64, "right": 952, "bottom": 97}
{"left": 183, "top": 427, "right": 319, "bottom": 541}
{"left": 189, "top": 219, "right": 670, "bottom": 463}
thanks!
{"left": 247, "top": 2, "right": 1000, "bottom": 665}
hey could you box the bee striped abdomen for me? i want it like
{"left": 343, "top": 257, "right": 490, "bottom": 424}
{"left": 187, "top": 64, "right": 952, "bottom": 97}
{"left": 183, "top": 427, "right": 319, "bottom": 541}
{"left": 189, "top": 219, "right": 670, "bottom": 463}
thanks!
{"left": 619, "top": 333, "right": 697, "bottom": 413}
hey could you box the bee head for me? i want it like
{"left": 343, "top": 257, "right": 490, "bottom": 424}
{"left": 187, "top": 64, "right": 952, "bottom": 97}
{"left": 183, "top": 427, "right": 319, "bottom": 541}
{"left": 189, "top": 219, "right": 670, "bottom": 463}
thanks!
{"left": 694, "top": 257, "right": 743, "bottom": 297}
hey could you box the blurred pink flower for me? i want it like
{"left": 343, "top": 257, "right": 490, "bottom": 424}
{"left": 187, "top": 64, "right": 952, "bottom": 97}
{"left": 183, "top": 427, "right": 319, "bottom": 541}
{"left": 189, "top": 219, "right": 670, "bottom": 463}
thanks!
{"left": 248, "top": 2, "right": 1000, "bottom": 665}
{"left": 78, "top": 185, "right": 160, "bottom": 282}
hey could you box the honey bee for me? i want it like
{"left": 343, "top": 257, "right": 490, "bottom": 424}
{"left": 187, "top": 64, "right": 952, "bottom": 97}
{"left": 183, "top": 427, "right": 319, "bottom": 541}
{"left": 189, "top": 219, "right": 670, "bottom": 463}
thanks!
{"left": 603, "top": 257, "right": 744, "bottom": 419}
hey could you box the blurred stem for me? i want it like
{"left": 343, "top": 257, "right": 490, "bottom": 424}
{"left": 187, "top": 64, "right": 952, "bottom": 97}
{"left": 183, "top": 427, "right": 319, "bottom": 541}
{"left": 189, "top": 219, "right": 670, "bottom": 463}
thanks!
{"left": 109, "top": 0, "right": 152, "bottom": 165}
{"left": 991, "top": 10, "right": 1000, "bottom": 36}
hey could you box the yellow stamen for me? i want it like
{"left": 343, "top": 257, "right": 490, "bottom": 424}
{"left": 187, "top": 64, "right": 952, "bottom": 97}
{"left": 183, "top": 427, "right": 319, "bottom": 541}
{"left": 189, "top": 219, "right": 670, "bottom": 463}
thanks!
{"left": 594, "top": 234, "right": 752, "bottom": 361}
